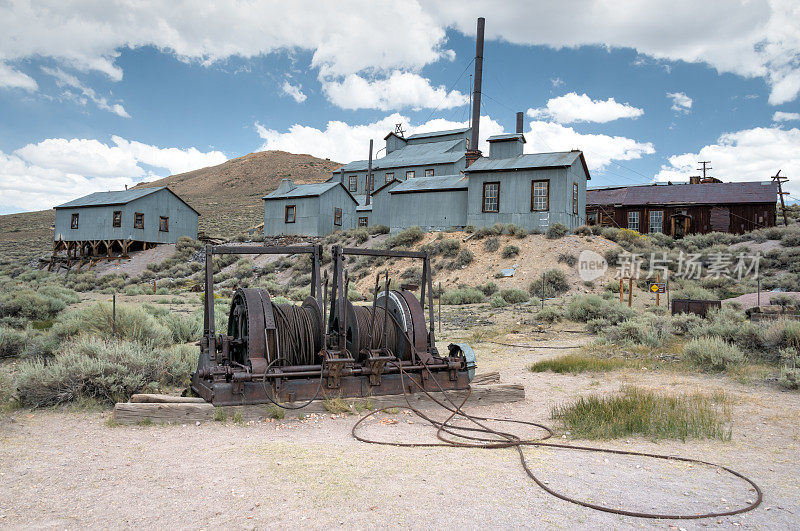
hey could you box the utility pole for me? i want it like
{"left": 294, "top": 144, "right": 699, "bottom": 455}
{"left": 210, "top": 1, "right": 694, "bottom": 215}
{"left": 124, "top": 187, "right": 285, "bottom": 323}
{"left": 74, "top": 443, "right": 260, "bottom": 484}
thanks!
{"left": 697, "top": 161, "right": 712, "bottom": 181}
{"left": 772, "top": 170, "right": 789, "bottom": 226}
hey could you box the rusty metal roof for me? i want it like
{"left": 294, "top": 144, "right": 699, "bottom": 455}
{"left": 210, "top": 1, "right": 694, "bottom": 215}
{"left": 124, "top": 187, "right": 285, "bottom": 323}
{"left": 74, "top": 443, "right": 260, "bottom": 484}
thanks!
{"left": 587, "top": 181, "right": 778, "bottom": 206}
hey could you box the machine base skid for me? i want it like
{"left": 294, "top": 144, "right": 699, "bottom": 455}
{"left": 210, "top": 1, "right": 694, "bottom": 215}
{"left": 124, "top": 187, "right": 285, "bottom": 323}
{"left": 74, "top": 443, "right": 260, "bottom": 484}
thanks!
{"left": 192, "top": 371, "right": 471, "bottom": 407}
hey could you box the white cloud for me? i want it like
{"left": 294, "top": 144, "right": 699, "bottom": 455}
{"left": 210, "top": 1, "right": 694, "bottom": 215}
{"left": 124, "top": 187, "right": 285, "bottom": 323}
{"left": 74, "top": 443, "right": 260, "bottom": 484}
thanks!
{"left": 527, "top": 93, "right": 643, "bottom": 124}
{"left": 0, "top": 62, "right": 37, "bottom": 91}
{"left": 322, "top": 71, "right": 468, "bottom": 111}
{"left": 2, "top": 137, "right": 226, "bottom": 211}
{"left": 281, "top": 81, "right": 307, "bottom": 103}
{"left": 773, "top": 111, "right": 800, "bottom": 122}
{"left": 255, "top": 113, "right": 502, "bottom": 163}
{"left": 550, "top": 77, "right": 564, "bottom": 88}
{"left": 667, "top": 92, "right": 693, "bottom": 113}
{"left": 524, "top": 121, "right": 655, "bottom": 172}
{"left": 654, "top": 126, "right": 800, "bottom": 196}
{"left": 42, "top": 67, "right": 130, "bottom": 117}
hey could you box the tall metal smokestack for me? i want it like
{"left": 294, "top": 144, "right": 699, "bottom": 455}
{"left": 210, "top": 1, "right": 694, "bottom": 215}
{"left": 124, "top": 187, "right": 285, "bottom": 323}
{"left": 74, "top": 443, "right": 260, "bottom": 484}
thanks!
{"left": 469, "top": 17, "right": 485, "bottom": 152}
{"left": 516, "top": 112, "right": 524, "bottom": 134}
{"left": 366, "top": 139, "right": 373, "bottom": 206}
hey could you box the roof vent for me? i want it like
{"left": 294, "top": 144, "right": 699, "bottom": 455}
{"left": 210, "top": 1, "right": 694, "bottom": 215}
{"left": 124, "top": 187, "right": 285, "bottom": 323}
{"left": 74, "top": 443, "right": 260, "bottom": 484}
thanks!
{"left": 275, "top": 178, "right": 296, "bottom": 195}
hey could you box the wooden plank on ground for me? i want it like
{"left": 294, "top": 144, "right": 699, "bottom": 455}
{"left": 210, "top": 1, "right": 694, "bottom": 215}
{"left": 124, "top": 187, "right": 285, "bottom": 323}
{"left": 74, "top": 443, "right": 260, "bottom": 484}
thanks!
{"left": 130, "top": 394, "right": 206, "bottom": 403}
{"left": 471, "top": 371, "right": 500, "bottom": 385}
{"left": 112, "top": 402, "right": 214, "bottom": 424}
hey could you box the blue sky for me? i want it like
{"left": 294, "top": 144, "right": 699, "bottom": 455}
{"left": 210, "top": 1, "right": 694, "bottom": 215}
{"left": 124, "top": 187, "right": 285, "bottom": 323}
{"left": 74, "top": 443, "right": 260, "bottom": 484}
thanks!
{"left": 1, "top": 1, "right": 799, "bottom": 214}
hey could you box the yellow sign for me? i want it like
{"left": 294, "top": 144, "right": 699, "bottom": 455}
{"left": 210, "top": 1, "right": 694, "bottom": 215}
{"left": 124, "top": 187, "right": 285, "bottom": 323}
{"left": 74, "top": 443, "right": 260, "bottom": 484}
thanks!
{"left": 650, "top": 284, "right": 659, "bottom": 293}
{"left": 649, "top": 282, "right": 666, "bottom": 294}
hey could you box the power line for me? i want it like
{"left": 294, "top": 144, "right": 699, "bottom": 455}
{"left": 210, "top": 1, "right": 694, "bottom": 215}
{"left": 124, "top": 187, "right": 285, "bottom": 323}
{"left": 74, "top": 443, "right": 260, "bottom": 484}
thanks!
{"left": 422, "top": 57, "right": 474, "bottom": 124}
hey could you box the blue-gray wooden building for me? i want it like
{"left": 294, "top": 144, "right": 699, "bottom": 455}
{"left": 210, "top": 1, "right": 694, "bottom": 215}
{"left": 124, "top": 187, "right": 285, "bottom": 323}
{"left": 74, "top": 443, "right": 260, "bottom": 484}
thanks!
{"left": 262, "top": 179, "right": 357, "bottom": 236}
{"left": 52, "top": 186, "right": 199, "bottom": 263}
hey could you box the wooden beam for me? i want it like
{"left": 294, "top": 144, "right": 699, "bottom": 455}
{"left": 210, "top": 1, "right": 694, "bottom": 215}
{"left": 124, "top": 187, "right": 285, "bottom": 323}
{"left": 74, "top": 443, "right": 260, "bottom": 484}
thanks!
{"left": 130, "top": 394, "right": 206, "bottom": 404}
{"left": 112, "top": 402, "right": 215, "bottom": 424}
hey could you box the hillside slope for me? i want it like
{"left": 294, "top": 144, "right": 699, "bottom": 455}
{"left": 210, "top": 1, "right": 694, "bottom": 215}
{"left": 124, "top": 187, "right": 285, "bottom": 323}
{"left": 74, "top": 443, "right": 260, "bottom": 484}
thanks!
{"left": 0, "top": 150, "right": 340, "bottom": 261}
{"left": 134, "top": 150, "right": 340, "bottom": 236}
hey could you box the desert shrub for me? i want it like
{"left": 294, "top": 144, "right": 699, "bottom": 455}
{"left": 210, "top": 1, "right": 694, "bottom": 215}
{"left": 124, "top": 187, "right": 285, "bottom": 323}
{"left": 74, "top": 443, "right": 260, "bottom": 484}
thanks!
{"left": 36, "top": 285, "right": 80, "bottom": 306}
{"left": 535, "top": 306, "right": 563, "bottom": 323}
{"left": 565, "top": 295, "right": 634, "bottom": 324}
{"left": 780, "top": 229, "right": 800, "bottom": 247}
{"left": 615, "top": 228, "right": 643, "bottom": 244}
{"left": 603, "top": 315, "right": 670, "bottom": 347}
{"left": 447, "top": 249, "right": 474, "bottom": 270}
{"left": 387, "top": 226, "right": 424, "bottom": 248}
{"left": 160, "top": 312, "right": 201, "bottom": 344}
{"left": 483, "top": 237, "right": 500, "bottom": 252}
{"left": 670, "top": 313, "right": 703, "bottom": 335}
{"left": 271, "top": 295, "right": 292, "bottom": 305}
{"left": 52, "top": 303, "right": 173, "bottom": 345}
{"left": 683, "top": 336, "right": 743, "bottom": 371}
{"left": 499, "top": 288, "right": 529, "bottom": 304}
{"left": 352, "top": 228, "right": 370, "bottom": 244}
{"left": 476, "top": 282, "right": 498, "bottom": 296}
{"left": 441, "top": 288, "right": 486, "bottom": 305}
{"left": 505, "top": 224, "right": 528, "bottom": 238}
{"left": 423, "top": 238, "right": 460, "bottom": 257}
{"left": 400, "top": 267, "right": 422, "bottom": 285}
{"left": 464, "top": 225, "right": 475, "bottom": 233}
{"left": 765, "top": 319, "right": 800, "bottom": 351}
{"left": 779, "top": 367, "right": 800, "bottom": 389}
{"left": 16, "top": 337, "right": 196, "bottom": 406}
{"left": 501, "top": 245, "right": 520, "bottom": 259}
{"left": 368, "top": 225, "right": 390, "bottom": 235}
{"left": 771, "top": 294, "right": 797, "bottom": 307}
{"left": 0, "top": 289, "right": 67, "bottom": 321}
{"left": 573, "top": 225, "right": 592, "bottom": 236}
{"left": 546, "top": 223, "right": 569, "bottom": 239}
{"left": 24, "top": 332, "right": 61, "bottom": 358}
{"left": 603, "top": 248, "right": 620, "bottom": 267}
{"left": 289, "top": 273, "right": 313, "bottom": 288}
{"left": 233, "top": 259, "right": 255, "bottom": 279}
{"left": 557, "top": 252, "right": 577, "bottom": 266}
{"left": 490, "top": 295, "right": 507, "bottom": 308}
{"left": 472, "top": 226, "right": 495, "bottom": 239}
{"left": 600, "top": 227, "right": 620, "bottom": 241}
{"left": 672, "top": 283, "right": 717, "bottom": 301}
{"left": 530, "top": 269, "right": 570, "bottom": 298}
{"left": 124, "top": 285, "right": 146, "bottom": 296}
{"left": 0, "top": 326, "right": 29, "bottom": 358}
{"left": 287, "top": 287, "right": 309, "bottom": 301}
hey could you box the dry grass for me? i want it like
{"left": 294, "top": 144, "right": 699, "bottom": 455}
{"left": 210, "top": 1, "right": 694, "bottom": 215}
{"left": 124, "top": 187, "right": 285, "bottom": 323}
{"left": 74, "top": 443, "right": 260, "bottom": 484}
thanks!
{"left": 529, "top": 354, "right": 630, "bottom": 374}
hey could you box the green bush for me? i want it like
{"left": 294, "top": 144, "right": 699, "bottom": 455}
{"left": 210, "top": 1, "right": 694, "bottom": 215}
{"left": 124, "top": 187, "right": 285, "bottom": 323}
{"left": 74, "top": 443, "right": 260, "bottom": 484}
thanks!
{"left": 0, "top": 326, "right": 29, "bottom": 358}
{"left": 447, "top": 249, "right": 474, "bottom": 270}
{"left": 771, "top": 294, "right": 797, "bottom": 307}
{"left": 565, "top": 295, "right": 634, "bottom": 324}
{"left": 501, "top": 245, "right": 520, "bottom": 259}
{"left": 505, "top": 224, "right": 528, "bottom": 238}
{"left": 684, "top": 336, "right": 744, "bottom": 371}
{"left": 530, "top": 269, "right": 570, "bottom": 298}
{"left": 16, "top": 337, "right": 196, "bottom": 406}
{"left": 0, "top": 289, "right": 67, "bottom": 321}
{"left": 546, "top": 223, "right": 569, "bottom": 239}
{"left": 423, "top": 238, "right": 460, "bottom": 257}
{"left": 499, "top": 288, "right": 529, "bottom": 304}
{"left": 779, "top": 367, "right": 800, "bottom": 389}
{"left": 604, "top": 315, "right": 671, "bottom": 347}
{"left": 490, "top": 295, "right": 507, "bottom": 308}
{"left": 536, "top": 306, "right": 563, "bottom": 323}
{"left": 476, "top": 282, "right": 498, "bottom": 296}
{"left": 52, "top": 303, "right": 174, "bottom": 345}
{"left": 484, "top": 237, "right": 500, "bottom": 252}
{"left": 557, "top": 252, "right": 577, "bottom": 266}
{"left": 353, "top": 228, "right": 370, "bottom": 244}
{"left": 780, "top": 229, "right": 800, "bottom": 247}
{"left": 441, "top": 288, "right": 486, "bottom": 305}
{"left": 368, "top": 225, "right": 390, "bottom": 235}
{"left": 573, "top": 225, "right": 592, "bottom": 236}
{"left": 387, "top": 226, "right": 424, "bottom": 248}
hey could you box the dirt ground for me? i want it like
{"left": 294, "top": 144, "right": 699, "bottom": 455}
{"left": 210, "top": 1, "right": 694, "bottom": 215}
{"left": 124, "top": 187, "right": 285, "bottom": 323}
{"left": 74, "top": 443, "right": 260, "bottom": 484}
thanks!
{"left": 1, "top": 315, "right": 799, "bottom": 529}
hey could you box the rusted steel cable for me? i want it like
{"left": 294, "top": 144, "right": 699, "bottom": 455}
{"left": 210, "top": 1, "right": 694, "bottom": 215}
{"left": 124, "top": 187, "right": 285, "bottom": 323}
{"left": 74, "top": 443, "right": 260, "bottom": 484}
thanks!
{"left": 352, "top": 362, "right": 763, "bottom": 520}
{"left": 352, "top": 305, "right": 401, "bottom": 356}
{"left": 272, "top": 303, "right": 319, "bottom": 366}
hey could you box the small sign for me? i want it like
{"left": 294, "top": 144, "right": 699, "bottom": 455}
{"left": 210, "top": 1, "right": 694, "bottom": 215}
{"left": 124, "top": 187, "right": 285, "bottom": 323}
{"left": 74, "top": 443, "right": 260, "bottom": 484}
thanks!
{"left": 650, "top": 282, "right": 666, "bottom": 294}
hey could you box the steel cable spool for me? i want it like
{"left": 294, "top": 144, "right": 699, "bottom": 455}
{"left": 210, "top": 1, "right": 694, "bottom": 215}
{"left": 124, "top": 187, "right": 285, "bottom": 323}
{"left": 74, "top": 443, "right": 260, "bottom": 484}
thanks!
{"left": 331, "top": 299, "right": 410, "bottom": 360}
{"left": 271, "top": 298, "right": 323, "bottom": 366}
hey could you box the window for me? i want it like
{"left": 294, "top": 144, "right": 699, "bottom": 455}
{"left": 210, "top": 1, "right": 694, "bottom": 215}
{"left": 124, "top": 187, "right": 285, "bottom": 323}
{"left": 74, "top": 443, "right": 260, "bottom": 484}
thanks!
{"left": 587, "top": 211, "right": 598, "bottom": 225}
{"left": 385, "top": 172, "right": 394, "bottom": 184}
{"left": 406, "top": 170, "right": 415, "bottom": 179}
{"left": 134, "top": 212, "right": 144, "bottom": 229}
{"left": 358, "top": 217, "right": 368, "bottom": 227}
{"left": 334, "top": 207, "right": 342, "bottom": 226}
{"left": 482, "top": 182, "right": 500, "bottom": 213}
{"left": 649, "top": 210, "right": 663, "bottom": 234}
{"left": 572, "top": 183, "right": 579, "bottom": 215}
{"left": 627, "top": 211, "right": 640, "bottom": 232}
{"left": 285, "top": 205, "right": 296, "bottom": 223}
{"left": 159, "top": 216, "right": 169, "bottom": 232}
{"left": 425, "top": 168, "right": 434, "bottom": 177}
{"left": 112, "top": 211, "right": 122, "bottom": 227}
{"left": 348, "top": 175, "right": 357, "bottom": 192}
{"left": 366, "top": 173, "right": 374, "bottom": 192}
{"left": 71, "top": 213, "right": 79, "bottom": 229}
{"left": 531, "top": 180, "right": 549, "bottom": 211}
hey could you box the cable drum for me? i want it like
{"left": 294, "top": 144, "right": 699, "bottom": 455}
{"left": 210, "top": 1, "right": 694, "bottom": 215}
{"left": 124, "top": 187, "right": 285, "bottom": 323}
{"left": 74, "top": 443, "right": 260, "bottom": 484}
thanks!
{"left": 271, "top": 297, "right": 323, "bottom": 366}
{"left": 331, "top": 300, "right": 411, "bottom": 361}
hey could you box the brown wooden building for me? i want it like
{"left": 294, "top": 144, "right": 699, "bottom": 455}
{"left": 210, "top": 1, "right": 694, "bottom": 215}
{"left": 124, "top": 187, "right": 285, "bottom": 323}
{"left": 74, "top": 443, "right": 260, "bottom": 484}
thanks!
{"left": 586, "top": 181, "right": 777, "bottom": 236}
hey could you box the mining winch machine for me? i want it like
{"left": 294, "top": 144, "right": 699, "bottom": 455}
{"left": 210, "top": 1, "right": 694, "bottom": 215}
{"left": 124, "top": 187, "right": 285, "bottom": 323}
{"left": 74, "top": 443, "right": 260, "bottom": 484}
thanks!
{"left": 191, "top": 244, "right": 476, "bottom": 406}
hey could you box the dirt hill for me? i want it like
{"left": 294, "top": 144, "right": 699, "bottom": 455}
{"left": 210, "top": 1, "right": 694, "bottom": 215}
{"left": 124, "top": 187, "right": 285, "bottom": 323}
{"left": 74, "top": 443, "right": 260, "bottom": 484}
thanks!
{"left": 0, "top": 150, "right": 341, "bottom": 261}
{"left": 134, "top": 150, "right": 341, "bottom": 237}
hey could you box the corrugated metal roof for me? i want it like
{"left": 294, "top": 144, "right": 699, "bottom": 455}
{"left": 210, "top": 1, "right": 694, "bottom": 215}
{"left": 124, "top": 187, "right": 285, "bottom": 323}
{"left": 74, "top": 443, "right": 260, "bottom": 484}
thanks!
{"left": 262, "top": 181, "right": 340, "bottom": 199}
{"left": 389, "top": 174, "right": 467, "bottom": 194}
{"left": 406, "top": 127, "right": 469, "bottom": 140}
{"left": 54, "top": 187, "right": 165, "bottom": 208}
{"left": 335, "top": 138, "right": 464, "bottom": 173}
{"left": 586, "top": 181, "right": 778, "bottom": 206}
{"left": 487, "top": 133, "right": 526, "bottom": 143}
{"left": 464, "top": 151, "right": 581, "bottom": 172}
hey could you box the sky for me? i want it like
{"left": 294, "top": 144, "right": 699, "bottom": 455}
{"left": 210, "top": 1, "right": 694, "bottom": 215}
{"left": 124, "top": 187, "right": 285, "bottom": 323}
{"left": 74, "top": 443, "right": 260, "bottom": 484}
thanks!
{"left": 1, "top": 0, "right": 799, "bottom": 214}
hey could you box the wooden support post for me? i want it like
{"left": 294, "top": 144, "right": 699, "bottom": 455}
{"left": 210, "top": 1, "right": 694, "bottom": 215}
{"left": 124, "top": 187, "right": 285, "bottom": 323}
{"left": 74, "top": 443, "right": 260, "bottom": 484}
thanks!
{"left": 619, "top": 278, "right": 624, "bottom": 303}
{"left": 773, "top": 170, "right": 789, "bottom": 226}
{"left": 628, "top": 277, "right": 633, "bottom": 307}
{"left": 656, "top": 274, "right": 661, "bottom": 307}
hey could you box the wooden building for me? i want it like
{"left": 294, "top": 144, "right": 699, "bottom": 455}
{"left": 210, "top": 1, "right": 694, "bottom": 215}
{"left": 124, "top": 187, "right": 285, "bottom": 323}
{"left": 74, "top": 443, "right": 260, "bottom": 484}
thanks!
{"left": 586, "top": 181, "right": 777, "bottom": 236}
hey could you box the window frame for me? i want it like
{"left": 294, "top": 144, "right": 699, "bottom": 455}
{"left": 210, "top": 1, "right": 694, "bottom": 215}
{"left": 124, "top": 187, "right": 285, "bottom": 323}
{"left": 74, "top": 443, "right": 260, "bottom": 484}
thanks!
{"left": 405, "top": 170, "right": 415, "bottom": 179}
{"left": 334, "top": 207, "right": 342, "bottom": 226}
{"left": 531, "top": 180, "right": 550, "bottom": 212}
{"left": 358, "top": 216, "right": 368, "bottom": 227}
{"left": 627, "top": 211, "right": 640, "bottom": 232}
{"left": 71, "top": 213, "right": 79, "bottom": 229}
{"left": 482, "top": 181, "right": 500, "bottom": 213}
{"left": 424, "top": 168, "right": 434, "bottom": 177}
{"left": 134, "top": 212, "right": 144, "bottom": 229}
{"left": 285, "top": 205, "right": 296, "bottom": 224}
{"left": 348, "top": 175, "right": 357, "bottom": 192}
{"left": 385, "top": 172, "right": 394, "bottom": 184}
{"left": 112, "top": 210, "right": 122, "bottom": 228}
{"left": 648, "top": 210, "right": 664, "bottom": 234}
{"left": 572, "top": 183, "right": 579, "bottom": 215}
{"left": 159, "top": 216, "right": 169, "bottom": 232}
